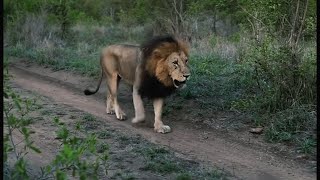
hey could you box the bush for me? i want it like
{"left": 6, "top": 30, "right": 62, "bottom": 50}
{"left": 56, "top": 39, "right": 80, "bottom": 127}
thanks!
{"left": 236, "top": 36, "right": 316, "bottom": 113}
{"left": 264, "top": 105, "right": 316, "bottom": 142}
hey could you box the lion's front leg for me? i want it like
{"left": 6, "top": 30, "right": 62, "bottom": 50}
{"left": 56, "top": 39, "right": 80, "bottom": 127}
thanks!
{"left": 153, "top": 98, "right": 171, "bottom": 133}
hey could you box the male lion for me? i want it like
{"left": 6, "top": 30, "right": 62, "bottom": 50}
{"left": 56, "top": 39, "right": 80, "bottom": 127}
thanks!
{"left": 84, "top": 36, "right": 190, "bottom": 133}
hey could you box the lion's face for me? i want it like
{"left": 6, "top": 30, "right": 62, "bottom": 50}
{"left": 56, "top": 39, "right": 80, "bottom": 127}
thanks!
{"left": 166, "top": 51, "right": 190, "bottom": 88}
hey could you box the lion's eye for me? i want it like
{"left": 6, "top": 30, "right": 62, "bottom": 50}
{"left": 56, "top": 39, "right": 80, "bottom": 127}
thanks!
{"left": 185, "top": 59, "right": 188, "bottom": 63}
{"left": 173, "top": 61, "right": 178, "bottom": 65}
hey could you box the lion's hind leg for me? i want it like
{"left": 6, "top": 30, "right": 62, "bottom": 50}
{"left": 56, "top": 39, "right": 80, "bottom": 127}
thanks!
{"left": 106, "top": 94, "right": 114, "bottom": 114}
{"left": 131, "top": 86, "right": 146, "bottom": 123}
{"left": 106, "top": 73, "right": 126, "bottom": 120}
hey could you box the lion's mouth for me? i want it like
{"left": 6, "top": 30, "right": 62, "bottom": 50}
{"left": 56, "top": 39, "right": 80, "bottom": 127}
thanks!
{"left": 173, "top": 80, "right": 186, "bottom": 88}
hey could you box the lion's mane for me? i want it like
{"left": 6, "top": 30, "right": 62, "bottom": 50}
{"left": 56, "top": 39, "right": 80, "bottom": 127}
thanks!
{"left": 138, "top": 35, "right": 189, "bottom": 99}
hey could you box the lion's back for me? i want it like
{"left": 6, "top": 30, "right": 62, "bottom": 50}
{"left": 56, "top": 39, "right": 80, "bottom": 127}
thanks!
{"left": 101, "top": 44, "right": 140, "bottom": 85}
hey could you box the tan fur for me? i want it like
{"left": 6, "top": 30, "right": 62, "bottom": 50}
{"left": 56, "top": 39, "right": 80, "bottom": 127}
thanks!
{"left": 85, "top": 37, "right": 190, "bottom": 133}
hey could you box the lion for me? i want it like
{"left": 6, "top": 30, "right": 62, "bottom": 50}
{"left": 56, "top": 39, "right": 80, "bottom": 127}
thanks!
{"left": 84, "top": 35, "right": 190, "bottom": 133}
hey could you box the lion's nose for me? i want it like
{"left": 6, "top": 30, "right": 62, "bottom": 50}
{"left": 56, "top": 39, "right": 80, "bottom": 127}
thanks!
{"left": 183, "top": 74, "right": 190, "bottom": 79}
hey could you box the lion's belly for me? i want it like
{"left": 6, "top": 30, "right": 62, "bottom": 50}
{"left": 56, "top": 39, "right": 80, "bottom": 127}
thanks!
{"left": 118, "top": 63, "right": 137, "bottom": 85}
{"left": 118, "top": 72, "right": 135, "bottom": 85}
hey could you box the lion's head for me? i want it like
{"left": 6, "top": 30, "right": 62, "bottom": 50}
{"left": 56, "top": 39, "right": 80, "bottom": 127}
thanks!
{"left": 156, "top": 51, "right": 190, "bottom": 88}
{"left": 142, "top": 35, "right": 190, "bottom": 89}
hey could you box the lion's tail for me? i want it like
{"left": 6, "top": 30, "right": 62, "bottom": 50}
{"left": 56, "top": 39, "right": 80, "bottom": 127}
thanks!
{"left": 84, "top": 65, "right": 103, "bottom": 96}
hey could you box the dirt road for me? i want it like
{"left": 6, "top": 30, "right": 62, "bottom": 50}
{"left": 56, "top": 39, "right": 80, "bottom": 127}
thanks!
{"left": 9, "top": 62, "right": 316, "bottom": 180}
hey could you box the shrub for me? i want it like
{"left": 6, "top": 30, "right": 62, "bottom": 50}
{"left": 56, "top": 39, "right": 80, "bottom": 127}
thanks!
{"left": 237, "top": 36, "right": 316, "bottom": 113}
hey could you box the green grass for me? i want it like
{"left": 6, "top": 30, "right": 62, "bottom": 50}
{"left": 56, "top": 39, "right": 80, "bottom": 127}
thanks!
{"left": 144, "top": 161, "right": 181, "bottom": 173}
{"left": 77, "top": 114, "right": 102, "bottom": 131}
{"left": 178, "top": 54, "right": 256, "bottom": 111}
{"left": 202, "top": 170, "right": 227, "bottom": 180}
{"left": 264, "top": 106, "right": 316, "bottom": 142}
{"left": 297, "top": 137, "right": 316, "bottom": 155}
{"left": 97, "top": 130, "right": 112, "bottom": 139}
{"left": 176, "top": 173, "right": 192, "bottom": 180}
{"left": 163, "top": 99, "right": 184, "bottom": 116}
{"left": 96, "top": 143, "right": 109, "bottom": 153}
{"left": 111, "top": 171, "right": 136, "bottom": 180}
{"left": 140, "top": 147, "right": 180, "bottom": 174}
{"left": 82, "top": 113, "right": 96, "bottom": 121}
{"left": 40, "top": 109, "right": 53, "bottom": 116}
{"left": 136, "top": 146, "right": 228, "bottom": 179}
{"left": 5, "top": 45, "right": 101, "bottom": 78}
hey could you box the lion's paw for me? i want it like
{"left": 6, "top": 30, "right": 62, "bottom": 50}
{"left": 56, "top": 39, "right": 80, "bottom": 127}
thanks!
{"left": 116, "top": 111, "right": 126, "bottom": 120}
{"left": 106, "top": 109, "right": 115, "bottom": 115}
{"left": 131, "top": 117, "right": 145, "bottom": 123}
{"left": 154, "top": 125, "right": 171, "bottom": 134}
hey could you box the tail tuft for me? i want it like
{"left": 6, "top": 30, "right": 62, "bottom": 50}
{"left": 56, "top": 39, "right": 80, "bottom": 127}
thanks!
{"left": 83, "top": 64, "right": 104, "bottom": 96}
{"left": 84, "top": 89, "right": 94, "bottom": 95}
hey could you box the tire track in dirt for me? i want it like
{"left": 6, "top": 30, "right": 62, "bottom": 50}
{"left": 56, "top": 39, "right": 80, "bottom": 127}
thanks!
{"left": 9, "top": 63, "right": 316, "bottom": 180}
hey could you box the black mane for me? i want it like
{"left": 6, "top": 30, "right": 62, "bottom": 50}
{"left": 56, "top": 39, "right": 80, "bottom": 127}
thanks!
{"left": 140, "top": 35, "right": 177, "bottom": 60}
{"left": 138, "top": 73, "right": 176, "bottom": 99}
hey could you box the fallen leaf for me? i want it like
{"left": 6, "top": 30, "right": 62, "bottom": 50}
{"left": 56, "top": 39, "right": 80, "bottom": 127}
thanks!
{"left": 296, "top": 154, "right": 307, "bottom": 159}
{"left": 249, "top": 127, "right": 264, "bottom": 134}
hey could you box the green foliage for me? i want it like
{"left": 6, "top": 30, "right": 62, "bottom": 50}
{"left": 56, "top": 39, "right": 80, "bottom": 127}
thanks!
{"left": 4, "top": 0, "right": 316, "bottom": 39}
{"left": 231, "top": 34, "right": 316, "bottom": 145}
{"left": 209, "top": 35, "right": 218, "bottom": 47}
{"left": 264, "top": 105, "right": 316, "bottom": 143}
{"left": 233, "top": 0, "right": 316, "bottom": 38}
{"left": 3, "top": 57, "right": 40, "bottom": 179}
{"left": 238, "top": 37, "right": 316, "bottom": 113}
{"left": 4, "top": 0, "right": 42, "bottom": 22}
{"left": 203, "top": 169, "right": 227, "bottom": 180}
{"left": 297, "top": 137, "right": 316, "bottom": 155}
{"left": 117, "top": 0, "right": 152, "bottom": 26}
{"left": 181, "top": 54, "right": 255, "bottom": 110}
{"left": 176, "top": 173, "right": 192, "bottom": 180}
{"left": 73, "top": 0, "right": 109, "bottom": 21}
{"left": 45, "top": 0, "right": 77, "bottom": 37}
{"left": 186, "top": 37, "right": 316, "bottom": 147}
{"left": 48, "top": 117, "right": 107, "bottom": 180}
{"left": 3, "top": 59, "right": 108, "bottom": 179}
{"left": 12, "top": 158, "right": 29, "bottom": 179}
{"left": 5, "top": 45, "right": 101, "bottom": 77}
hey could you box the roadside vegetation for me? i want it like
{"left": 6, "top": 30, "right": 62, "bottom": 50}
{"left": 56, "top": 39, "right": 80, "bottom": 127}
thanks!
{"left": 3, "top": 59, "right": 109, "bottom": 179}
{"left": 4, "top": 0, "right": 316, "bottom": 167}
